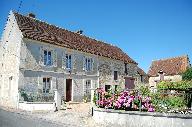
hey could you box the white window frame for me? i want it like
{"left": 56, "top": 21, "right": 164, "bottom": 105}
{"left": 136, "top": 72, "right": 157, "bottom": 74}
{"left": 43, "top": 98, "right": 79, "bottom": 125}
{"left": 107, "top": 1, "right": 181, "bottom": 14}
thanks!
{"left": 85, "top": 57, "right": 93, "bottom": 71}
{"left": 43, "top": 77, "right": 51, "bottom": 94}
{"left": 84, "top": 80, "right": 91, "bottom": 96}
{"left": 66, "top": 54, "right": 72, "bottom": 69}
{"left": 43, "top": 50, "right": 53, "bottom": 66}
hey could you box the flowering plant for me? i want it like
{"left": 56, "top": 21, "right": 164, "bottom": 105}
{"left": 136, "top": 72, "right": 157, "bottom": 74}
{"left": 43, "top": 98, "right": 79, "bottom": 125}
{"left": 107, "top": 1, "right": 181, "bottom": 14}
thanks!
{"left": 95, "top": 87, "right": 155, "bottom": 112}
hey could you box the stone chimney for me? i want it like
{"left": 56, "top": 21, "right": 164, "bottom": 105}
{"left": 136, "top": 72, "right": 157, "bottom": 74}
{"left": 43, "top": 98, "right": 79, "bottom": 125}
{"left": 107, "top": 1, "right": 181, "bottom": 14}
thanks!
{"left": 76, "top": 30, "right": 83, "bottom": 34}
{"left": 158, "top": 70, "right": 164, "bottom": 81}
{"left": 27, "top": 13, "right": 36, "bottom": 18}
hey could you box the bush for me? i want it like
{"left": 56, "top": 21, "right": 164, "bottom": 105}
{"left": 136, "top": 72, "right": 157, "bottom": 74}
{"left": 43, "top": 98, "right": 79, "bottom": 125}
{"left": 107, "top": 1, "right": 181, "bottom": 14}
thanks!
{"left": 182, "top": 67, "right": 192, "bottom": 81}
{"left": 157, "top": 81, "right": 192, "bottom": 90}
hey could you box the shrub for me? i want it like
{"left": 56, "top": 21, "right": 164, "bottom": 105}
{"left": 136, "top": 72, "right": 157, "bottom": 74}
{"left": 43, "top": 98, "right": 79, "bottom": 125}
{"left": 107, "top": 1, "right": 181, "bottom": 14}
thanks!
{"left": 157, "top": 81, "right": 192, "bottom": 90}
{"left": 182, "top": 67, "right": 192, "bottom": 81}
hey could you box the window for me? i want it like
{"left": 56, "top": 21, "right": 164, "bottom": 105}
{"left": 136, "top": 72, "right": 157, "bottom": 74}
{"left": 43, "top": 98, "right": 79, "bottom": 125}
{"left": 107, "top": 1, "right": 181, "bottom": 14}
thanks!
{"left": 114, "top": 71, "right": 118, "bottom": 80}
{"left": 84, "top": 80, "right": 91, "bottom": 95}
{"left": 125, "top": 63, "right": 128, "bottom": 75}
{"left": 84, "top": 80, "right": 91, "bottom": 101}
{"left": 66, "top": 54, "right": 72, "bottom": 69}
{"left": 44, "top": 50, "right": 52, "bottom": 66}
{"left": 105, "top": 85, "right": 111, "bottom": 92}
{"left": 140, "top": 75, "right": 143, "bottom": 82}
{"left": 115, "top": 85, "right": 118, "bottom": 91}
{"left": 85, "top": 57, "right": 93, "bottom": 71}
{"left": 43, "top": 78, "right": 51, "bottom": 93}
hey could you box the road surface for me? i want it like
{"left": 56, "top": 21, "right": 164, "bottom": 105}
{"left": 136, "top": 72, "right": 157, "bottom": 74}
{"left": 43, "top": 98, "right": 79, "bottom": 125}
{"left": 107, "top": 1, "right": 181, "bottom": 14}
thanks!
{"left": 0, "top": 108, "right": 66, "bottom": 127}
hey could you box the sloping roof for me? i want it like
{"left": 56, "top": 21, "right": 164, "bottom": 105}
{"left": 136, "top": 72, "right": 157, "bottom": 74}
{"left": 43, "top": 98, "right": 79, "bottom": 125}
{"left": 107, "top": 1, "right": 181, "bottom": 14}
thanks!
{"left": 137, "top": 67, "right": 147, "bottom": 76}
{"left": 148, "top": 55, "right": 190, "bottom": 77}
{"left": 13, "top": 12, "right": 137, "bottom": 64}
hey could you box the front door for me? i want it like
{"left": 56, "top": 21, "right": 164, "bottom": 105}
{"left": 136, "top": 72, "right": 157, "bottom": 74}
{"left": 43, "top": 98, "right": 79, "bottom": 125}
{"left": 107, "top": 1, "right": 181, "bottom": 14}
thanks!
{"left": 66, "top": 79, "right": 72, "bottom": 102}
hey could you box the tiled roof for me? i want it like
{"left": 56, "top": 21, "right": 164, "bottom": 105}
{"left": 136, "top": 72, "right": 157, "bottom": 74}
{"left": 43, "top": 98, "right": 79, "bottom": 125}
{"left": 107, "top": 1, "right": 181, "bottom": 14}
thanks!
{"left": 137, "top": 67, "right": 147, "bottom": 76}
{"left": 148, "top": 55, "right": 190, "bottom": 77}
{"left": 13, "top": 12, "right": 137, "bottom": 64}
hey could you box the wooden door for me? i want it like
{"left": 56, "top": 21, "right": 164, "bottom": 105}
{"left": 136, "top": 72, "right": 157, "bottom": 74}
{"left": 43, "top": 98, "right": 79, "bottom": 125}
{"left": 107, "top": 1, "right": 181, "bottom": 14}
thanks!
{"left": 125, "top": 77, "right": 135, "bottom": 89}
{"left": 66, "top": 79, "right": 72, "bottom": 102}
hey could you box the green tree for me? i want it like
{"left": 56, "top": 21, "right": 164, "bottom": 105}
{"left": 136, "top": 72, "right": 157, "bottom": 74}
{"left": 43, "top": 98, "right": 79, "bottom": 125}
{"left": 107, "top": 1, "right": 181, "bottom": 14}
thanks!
{"left": 182, "top": 67, "right": 192, "bottom": 81}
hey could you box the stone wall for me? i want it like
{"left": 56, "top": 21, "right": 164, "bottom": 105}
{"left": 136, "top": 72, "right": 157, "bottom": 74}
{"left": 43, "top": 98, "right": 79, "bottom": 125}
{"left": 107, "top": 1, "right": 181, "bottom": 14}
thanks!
{"left": 19, "top": 38, "right": 138, "bottom": 102}
{"left": 93, "top": 107, "right": 192, "bottom": 127}
{"left": 149, "top": 75, "right": 182, "bottom": 88}
{"left": 0, "top": 11, "right": 22, "bottom": 107}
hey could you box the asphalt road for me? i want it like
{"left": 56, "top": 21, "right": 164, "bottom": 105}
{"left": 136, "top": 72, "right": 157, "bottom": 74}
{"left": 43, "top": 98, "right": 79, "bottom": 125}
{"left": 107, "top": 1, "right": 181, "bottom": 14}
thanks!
{"left": 0, "top": 108, "right": 64, "bottom": 127}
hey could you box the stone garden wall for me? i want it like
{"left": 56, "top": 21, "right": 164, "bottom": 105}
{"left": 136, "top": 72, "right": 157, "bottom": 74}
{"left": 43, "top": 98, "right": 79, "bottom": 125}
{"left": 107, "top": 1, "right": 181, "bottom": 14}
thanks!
{"left": 93, "top": 107, "right": 192, "bottom": 127}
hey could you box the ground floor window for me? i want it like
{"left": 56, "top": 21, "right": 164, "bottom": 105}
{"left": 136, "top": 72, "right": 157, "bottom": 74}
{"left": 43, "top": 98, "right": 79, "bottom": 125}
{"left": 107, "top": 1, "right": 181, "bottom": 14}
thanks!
{"left": 43, "top": 77, "right": 51, "bottom": 93}
{"left": 84, "top": 80, "right": 91, "bottom": 101}
{"left": 105, "top": 85, "right": 111, "bottom": 92}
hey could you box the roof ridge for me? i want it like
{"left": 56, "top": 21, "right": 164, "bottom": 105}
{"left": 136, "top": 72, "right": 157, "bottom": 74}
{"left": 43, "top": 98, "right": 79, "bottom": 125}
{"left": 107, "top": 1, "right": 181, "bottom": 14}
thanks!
{"left": 13, "top": 12, "right": 118, "bottom": 48}
{"left": 152, "top": 55, "right": 188, "bottom": 62}
{"left": 12, "top": 11, "right": 137, "bottom": 64}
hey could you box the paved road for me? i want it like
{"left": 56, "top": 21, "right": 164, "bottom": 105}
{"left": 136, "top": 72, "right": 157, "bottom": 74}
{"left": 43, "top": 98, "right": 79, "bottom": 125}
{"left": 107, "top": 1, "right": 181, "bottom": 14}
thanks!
{"left": 0, "top": 109, "right": 65, "bottom": 127}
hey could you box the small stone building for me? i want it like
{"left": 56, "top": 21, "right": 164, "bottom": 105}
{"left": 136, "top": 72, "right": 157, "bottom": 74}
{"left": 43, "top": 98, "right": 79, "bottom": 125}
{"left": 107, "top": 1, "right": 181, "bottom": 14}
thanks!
{"left": 0, "top": 11, "right": 140, "bottom": 108}
{"left": 148, "top": 55, "right": 191, "bottom": 89}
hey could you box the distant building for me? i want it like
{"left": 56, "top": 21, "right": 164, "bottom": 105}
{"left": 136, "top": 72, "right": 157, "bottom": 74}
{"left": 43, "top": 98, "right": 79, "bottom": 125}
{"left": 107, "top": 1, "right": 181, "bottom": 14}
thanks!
{"left": 137, "top": 67, "right": 149, "bottom": 84}
{"left": 148, "top": 55, "right": 191, "bottom": 89}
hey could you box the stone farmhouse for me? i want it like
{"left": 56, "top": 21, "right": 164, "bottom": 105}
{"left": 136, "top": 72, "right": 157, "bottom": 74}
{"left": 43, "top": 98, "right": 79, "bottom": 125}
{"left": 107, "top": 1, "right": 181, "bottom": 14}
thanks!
{"left": 148, "top": 55, "right": 191, "bottom": 89}
{"left": 0, "top": 11, "right": 145, "bottom": 108}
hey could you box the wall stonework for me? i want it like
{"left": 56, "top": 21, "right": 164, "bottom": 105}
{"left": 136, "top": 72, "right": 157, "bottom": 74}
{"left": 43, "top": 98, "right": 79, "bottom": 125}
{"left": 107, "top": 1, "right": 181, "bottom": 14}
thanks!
{"left": 149, "top": 75, "right": 182, "bottom": 88}
{"left": 18, "top": 38, "right": 138, "bottom": 102}
{"left": 0, "top": 11, "right": 22, "bottom": 107}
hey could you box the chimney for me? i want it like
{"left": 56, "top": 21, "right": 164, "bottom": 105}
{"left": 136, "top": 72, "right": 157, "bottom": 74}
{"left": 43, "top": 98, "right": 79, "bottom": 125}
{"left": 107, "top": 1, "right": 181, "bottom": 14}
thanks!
{"left": 158, "top": 70, "right": 164, "bottom": 81}
{"left": 27, "top": 13, "right": 36, "bottom": 18}
{"left": 76, "top": 30, "right": 83, "bottom": 34}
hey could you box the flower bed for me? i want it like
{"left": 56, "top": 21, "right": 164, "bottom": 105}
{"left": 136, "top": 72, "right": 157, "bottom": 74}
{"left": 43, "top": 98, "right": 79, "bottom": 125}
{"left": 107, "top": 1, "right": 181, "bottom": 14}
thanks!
{"left": 95, "top": 88, "right": 155, "bottom": 112}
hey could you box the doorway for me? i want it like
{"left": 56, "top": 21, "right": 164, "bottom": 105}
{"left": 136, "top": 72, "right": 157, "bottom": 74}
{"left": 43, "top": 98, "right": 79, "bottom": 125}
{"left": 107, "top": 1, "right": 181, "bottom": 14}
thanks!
{"left": 66, "top": 79, "right": 72, "bottom": 102}
{"left": 125, "top": 77, "right": 135, "bottom": 89}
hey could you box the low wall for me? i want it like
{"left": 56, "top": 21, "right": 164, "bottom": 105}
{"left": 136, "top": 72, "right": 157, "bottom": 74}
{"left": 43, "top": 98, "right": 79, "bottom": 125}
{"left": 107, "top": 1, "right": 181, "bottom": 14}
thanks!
{"left": 93, "top": 107, "right": 192, "bottom": 127}
{"left": 19, "top": 102, "right": 55, "bottom": 111}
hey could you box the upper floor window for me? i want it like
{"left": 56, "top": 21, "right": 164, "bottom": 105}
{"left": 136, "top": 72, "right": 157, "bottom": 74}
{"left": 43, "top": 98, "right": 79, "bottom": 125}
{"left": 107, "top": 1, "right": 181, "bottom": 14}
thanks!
{"left": 66, "top": 54, "right": 72, "bottom": 69}
{"left": 140, "top": 75, "right": 143, "bottom": 82}
{"left": 85, "top": 57, "right": 93, "bottom": 71}
{"left": 114, "top": 71, "right": 118, "bottom": 80}
{"left": 43, "top": 77, "right": 51, "bottom": 93}
{"left": 44, "top": 50, "right": 52, "bottom": 66}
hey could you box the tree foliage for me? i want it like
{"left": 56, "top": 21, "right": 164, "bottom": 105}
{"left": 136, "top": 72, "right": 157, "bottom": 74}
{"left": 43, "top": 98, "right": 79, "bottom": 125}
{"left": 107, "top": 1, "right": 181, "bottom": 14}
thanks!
{"left": 182, "top": 67, "right": 192, "bottom": 81}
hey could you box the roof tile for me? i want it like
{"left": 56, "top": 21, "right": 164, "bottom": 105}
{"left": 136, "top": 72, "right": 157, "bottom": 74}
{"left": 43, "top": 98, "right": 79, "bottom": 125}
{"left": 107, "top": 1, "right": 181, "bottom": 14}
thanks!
{"left": 14, "top": 12, "right": 137, "bottom": 64}
{"left": 148, "top": 55, "right": 190, "bottom": 77}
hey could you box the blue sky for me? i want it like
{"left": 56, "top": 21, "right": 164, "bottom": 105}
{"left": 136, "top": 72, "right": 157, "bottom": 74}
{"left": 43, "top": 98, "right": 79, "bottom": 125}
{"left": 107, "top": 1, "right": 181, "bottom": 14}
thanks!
{"left": 0, "top": 0, "right": 192, "bottom": 72}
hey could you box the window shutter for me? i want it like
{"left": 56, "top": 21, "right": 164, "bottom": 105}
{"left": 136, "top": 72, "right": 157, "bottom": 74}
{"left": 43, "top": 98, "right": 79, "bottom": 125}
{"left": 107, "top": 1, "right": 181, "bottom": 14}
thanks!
{"left": 52, "top": 77, "right": 57, "bottom": 90}
{"left": 72, "top": 54, "right": 76, "bottom": 69}
{"left": 83, "top": 56, "right": 86, "bottom": 70}
{"left": 39, "top": 46, "right": 44, "bottom": 65}
{"left": 52, "top": 50, "right": 57, "bottom": 67}
{"left": 62, "top": 51, "right": 66, "bottom": 69}
{"left": 91, "top": 58, "right": 94, "bottom": 71}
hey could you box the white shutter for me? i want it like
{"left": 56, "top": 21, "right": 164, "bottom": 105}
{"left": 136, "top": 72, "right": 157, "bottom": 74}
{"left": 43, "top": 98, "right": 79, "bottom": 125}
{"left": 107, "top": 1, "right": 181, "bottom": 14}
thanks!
{"left": 51, "top": 77, "right": 56, "bottom": 90}
{"left": 39, "top": 46, "right": 44, "bottom": 65}
{"left": 52, "top": 50, "right": 57, "bottom": 67}
{"left": 62, "top": 51, "right": 66, "bottom": 69}
{"left": 72, "top": 54, "right": 76, "bottom": 69}
{"left": 91, "top": 58, "right": 94, "bottom": 71}
{"left": 83, "top": 56, "right": 86, "bottom": 70}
